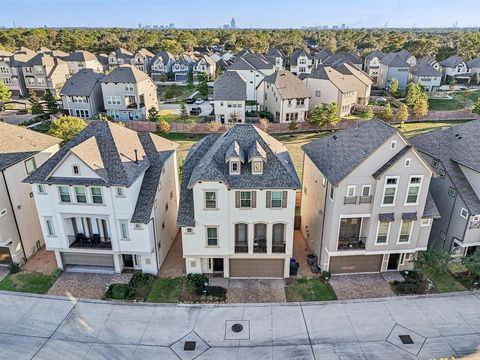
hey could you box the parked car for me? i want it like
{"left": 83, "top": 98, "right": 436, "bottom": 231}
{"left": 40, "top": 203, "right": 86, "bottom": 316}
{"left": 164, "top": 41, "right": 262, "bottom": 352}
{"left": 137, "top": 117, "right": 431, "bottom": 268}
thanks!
{"left": 185, "top": 98, "right": 196, "bottom": 104}
{"left": 190, "top": 107, "right": 202, "bottom": 115}
{"left": 195, "top": 98, "right": 204, "bottom": 105}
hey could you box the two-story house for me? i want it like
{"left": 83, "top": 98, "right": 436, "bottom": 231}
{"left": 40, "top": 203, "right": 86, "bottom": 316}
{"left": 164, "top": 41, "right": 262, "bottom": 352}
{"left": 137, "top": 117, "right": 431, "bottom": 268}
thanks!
{"left": 60, "top": 69, "right": 104, "bottom": 119}
{"left": 301, "top": 119, "right": 438, "bottom": 274}
{"left": 410, "top": 120, "right": 480, "bottom": 258}
{"left": 364, "top": 50, "right": 386, "bottom": 85}
{"left": 101, "top": 64, "right": 159, "bottom": 121}
{"left": 22, "top": 53, "right": 70, "bottom": 96}
{"left": 108, "top": 48, "right": 134, "bottom": 71}
{"left": 265, "top": 48, "right": 286, "bottom": 70}
{"left": 171, "top": 55, "right": 194, "bottom": 82}
{"left": 61, "top": 51, "right": 104, "bottom": 76}
{"left": 24, "top": 121, "right": 179, "bottom": 274}
{"left": 409, "top": 63, "right": 442, "bottom": 93}
{"left": 334, "top": 62, "right": 373, "bottom": 106}
{"left": 301, "top": 66, "right": 357, "bottom": 118}
{"left": 439, "top": 55, "right": 470, "bottom": 82}
{"left": 193, "top": 55, "right": 216, "bottom": 79}
{"left": 0, "top": 122, "right": 60, "bottom": 266}
{"left": 213, "top": 71, "right": 247, "bottom": 123}
{"left": 377, "top": 53, "right": 410, "bottom": 91}
{"left": 178, "top": 124, "right": 301, "bottom": 278}
{"left": 133, "top": 48, "right": 155, "bottom": 73}
{"left": 290, "top": 49, "right": 313, "bottom": 75}
{"left": 323, "top": 52, "right": 364, "bottom": 71}
{"left": 150, "top": 50, "right": 175, "bottom": 83}
{"left": 467, "top": 57, "right": 480, "bottom": 81}
{"left": 256, "top": 70, "right": 310, "bottom": 123}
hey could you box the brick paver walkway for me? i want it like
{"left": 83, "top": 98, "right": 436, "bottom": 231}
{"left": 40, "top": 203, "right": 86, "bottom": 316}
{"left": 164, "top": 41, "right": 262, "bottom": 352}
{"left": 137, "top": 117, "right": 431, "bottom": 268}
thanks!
{"left": 158, "top": 230, "right": 184, "bottom": 278}
{"left": 330, "top": 273, "right": 396, "bottom": 300}
{"left": 292, "top": 230, "right": 316, "bottom": 278}
{"left": 47, "top": 272, "right": 113, "bottom": 299}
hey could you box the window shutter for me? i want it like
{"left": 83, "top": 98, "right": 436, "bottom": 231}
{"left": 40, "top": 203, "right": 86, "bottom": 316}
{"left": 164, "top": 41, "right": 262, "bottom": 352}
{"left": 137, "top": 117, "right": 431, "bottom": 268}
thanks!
{"left": 252, "top": 191, "right": 257, "bottom": 208}
{"left": 282, "top": 191, "right": 288, "bottom": 208}
{"left": 235, "top": 191, "right": 240, "bottom": 208}
{"left": 266, "top": 191, "right": 271, "bottom": 208}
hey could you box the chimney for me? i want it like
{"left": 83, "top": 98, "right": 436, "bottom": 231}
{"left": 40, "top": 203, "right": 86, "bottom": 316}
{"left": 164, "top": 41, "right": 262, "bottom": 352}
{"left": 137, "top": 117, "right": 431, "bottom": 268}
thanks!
{"left": 134, "top": 149, "right": 138, "bottom": 163}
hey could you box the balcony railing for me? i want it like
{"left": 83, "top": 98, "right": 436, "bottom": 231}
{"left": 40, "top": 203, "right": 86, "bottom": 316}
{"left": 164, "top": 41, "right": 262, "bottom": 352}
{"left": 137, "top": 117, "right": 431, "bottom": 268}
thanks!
{"left": 126, "top": 103, "right": 138, "bottom": 109}
{"left": 359, "top": 195, "right": 373, "bottom": 204}
{"left": 235, "top": 243, "right": 248, "bottom": 253}
{"left": 68, "top": 235, "right": 112, "bottom": 249}
{"left": 272, "top": 243, "right": 286, "bottom": 253}
{"left": 337, "top": 237, "right": 366, "bottom": 251}
{"left": 344, "top": 196, "right": 357, "bottom": 205}
{"left": 253, "top": 242, "right": 267, "bottom": 253}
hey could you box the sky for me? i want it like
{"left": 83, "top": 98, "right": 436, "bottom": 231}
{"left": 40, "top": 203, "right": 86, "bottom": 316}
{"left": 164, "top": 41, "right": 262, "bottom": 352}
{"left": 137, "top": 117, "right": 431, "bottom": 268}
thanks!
{"left": 0, "top": 0, "right": 479, "bottom": 29}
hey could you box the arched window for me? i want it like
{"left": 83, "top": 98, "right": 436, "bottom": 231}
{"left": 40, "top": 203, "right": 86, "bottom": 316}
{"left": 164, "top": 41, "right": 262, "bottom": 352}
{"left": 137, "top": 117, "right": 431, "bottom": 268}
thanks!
{"left": 272, "top": 223, "right": 286, "bottom": 253}
{"left": 234, "top": 223, "right": 248, "bottom": 253}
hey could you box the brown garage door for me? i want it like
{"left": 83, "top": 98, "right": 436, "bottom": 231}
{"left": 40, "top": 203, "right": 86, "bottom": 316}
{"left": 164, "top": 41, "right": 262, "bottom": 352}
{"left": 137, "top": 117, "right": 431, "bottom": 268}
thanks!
{"left": 62, "top": 253, "right": 114, "bottom": 268}
{"left": 230, "top": 259, "right": 284, "bottom": 278}
{"left": 0, "top": 247, "right": 12, "bottom": 264}
{"left": 329, "top": 255, "right": 383, "bottom": 274}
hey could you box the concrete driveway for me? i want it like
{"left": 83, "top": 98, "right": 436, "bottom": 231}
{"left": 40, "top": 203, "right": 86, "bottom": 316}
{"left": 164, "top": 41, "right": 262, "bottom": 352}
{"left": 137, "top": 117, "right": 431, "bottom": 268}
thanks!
{"left": 1, "top": 291, "right": 479, "bottom": 359}
{"left": 226, "top": 279, "right": 286, "bottom": 303}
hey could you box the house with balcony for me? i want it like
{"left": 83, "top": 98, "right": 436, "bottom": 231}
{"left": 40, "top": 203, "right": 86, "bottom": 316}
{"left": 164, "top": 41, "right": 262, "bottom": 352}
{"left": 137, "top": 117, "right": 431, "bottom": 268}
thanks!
{"left": 265, "top": 48, "right": 286, "bottom": 70}
{"left": 60, "top": 69, "right": 104, "bottom": 119}
{"left": 150, "top": 50, "right": 175, "bottom": 83}
{"left": 108, "top": 48, "right": 134, "bottom": 71}
{"left": 290, "top": 49, "right": 313, "bottom": 75}
{"left": 22, "top": 53, "right": 70, "bottom": 96}
{"left": 256, "top": 70, "right": 310, "bottom": 123}
{"left": 133, "top": 48, "right": 155, "bottom": 73}
{"left": 101, "top": 64, "right": 159, "bottom": 121}
{"left": 301, "top": 119, "right": 438, "bottom": 274}
{"left": 24, "top": 121, "right": 179, "bottom": 274}
{"left": 364, "top": 50, "right": 386, "bottom": 85}
{"left": 410, "top": 120, "right": 480, "bottom": 258}
{"left": 377, "top": 53, "right": 410, "bottom": 91}
{"left": 213, "top": 71, "right": 247, "bottom": 123}
{"left": 178, "top": 124, "right": 301, "bottom": 278}
{"left": 61, "top": 51, "right": 104, "bottom": 76}
{"left": 0, "top": 122, "right": 60, "bottom": 266}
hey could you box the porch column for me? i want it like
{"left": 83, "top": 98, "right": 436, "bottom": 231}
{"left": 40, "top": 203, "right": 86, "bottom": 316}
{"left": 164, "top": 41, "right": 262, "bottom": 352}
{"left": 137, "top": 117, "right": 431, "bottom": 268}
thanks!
{"left": 113, "top": 254, "right": 122, "bottom": 273}
{"left": 54, "top": 250, "right": 64, "bottom": 270}
{"left": 223, "top": 257, "right": 230, "bottom": 278}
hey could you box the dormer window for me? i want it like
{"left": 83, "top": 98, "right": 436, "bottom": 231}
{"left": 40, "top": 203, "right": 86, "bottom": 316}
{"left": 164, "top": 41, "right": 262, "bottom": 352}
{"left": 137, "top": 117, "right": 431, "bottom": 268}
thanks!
{"left": 230, "top": 160, "right": 240, "bottom": 175}
{"left": 72, "top": 165, "right": 80, "bottom": 175}
{"left": 252, "top": 160, "right": 263, "bottom": 174}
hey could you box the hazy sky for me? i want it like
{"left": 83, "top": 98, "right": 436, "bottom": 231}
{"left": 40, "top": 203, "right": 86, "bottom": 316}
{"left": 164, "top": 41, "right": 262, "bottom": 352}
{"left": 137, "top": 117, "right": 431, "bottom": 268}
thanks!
{"left": 1, "top": 0, "right": 479, "bottom": 28}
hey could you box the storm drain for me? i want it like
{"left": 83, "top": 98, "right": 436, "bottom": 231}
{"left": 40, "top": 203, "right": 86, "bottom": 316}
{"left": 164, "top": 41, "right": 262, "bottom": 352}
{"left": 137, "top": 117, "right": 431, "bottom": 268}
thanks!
{"left": 399, "top": 335, "right": 414, "bottom": 344}
{"left": 184, "top": 341, "right": 196, "bottom": 351}
{"left": 231, "top": 323, "right": 243, "bottom": 333}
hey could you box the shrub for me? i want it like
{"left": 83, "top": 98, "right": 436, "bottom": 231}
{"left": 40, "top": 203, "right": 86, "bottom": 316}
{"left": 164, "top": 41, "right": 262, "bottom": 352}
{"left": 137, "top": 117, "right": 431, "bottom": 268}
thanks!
{"left": 205, "top": 286, "right": 227, "bottom": 300}
{"left": 413, "top": 249, "right": 451, "bottom": 277}
{"left": 462, "top": 252, "right": 480, "bottom": 279}
{"left": 320, "top": 271, "right": 331, "bottom": 280}
{"left": 156, "top": 119, "right": 171, "bottom": 134}
{"left": 186, "top": 273, "right": 209, "bottom": 289}
{"left": 106, "top": 283, "right": 132, "bottom": 300}
{"left": 130, "top": 272, "right": 155, "bottom": 288}
{"left": 394, "top": 280, "right": 418, "bottom": 295}
{"left": 8, "top": 262, "right": 20, "bottom": 274}
{"left": 258, "top": 111, "right": 273, "bottom": 121}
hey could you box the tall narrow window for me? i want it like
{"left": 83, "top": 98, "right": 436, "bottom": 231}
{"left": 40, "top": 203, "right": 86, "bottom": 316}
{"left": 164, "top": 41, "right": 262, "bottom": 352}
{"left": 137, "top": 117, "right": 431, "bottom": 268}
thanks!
{"left": 271, "top": 191, "right": 283, "bottom": 208}
{"left": 206, "top": 227, "right": 218, "bottom": 246}
{"left": 382, "top": 177, "right": 398, "bottom": 205}
{"left": 119, "top": 220, "right": 129, "bottom": 240}
{"left": 376, "top": 221, "right": 390, "bottom": 244}
{"left": 91, "top": 187, "right": 103, "bottom": 204}
{"left": 58, "top": 186, "right": 71, "bottom": 203}
{"left": 405, "top": 176, "right": 422, "bottom": 204}
{"left": 272, "top": 223, "right": 285, "bottom": 243}
{"left": 45, "top": 217, "right": 56, "bottom": 237}
{"left": 398, "top": 220, "right": 413, "bottom": 243}
{"left": 240, "top": 191, "right": 252, "bottom": 208}
{"left": 74, "top": 187, "right": 87, "bottom": 203}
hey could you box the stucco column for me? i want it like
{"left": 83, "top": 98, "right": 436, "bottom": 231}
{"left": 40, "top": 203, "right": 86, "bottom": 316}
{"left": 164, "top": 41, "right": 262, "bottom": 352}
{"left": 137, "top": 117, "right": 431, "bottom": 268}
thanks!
{"left": 266, "top": 223, "right": 272, "bottom": 255}
{"left": 54, "top": 250, "right": 63, "bottom": 270}
{"left": 223, "top": 257, "right": 230, "bottom": 278}
{"left": 113, "top": 254, "right": 122, "bottom": 273}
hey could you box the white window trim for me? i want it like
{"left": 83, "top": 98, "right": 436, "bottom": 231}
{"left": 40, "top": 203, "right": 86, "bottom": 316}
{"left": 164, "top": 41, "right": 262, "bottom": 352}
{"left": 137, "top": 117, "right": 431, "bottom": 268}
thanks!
{"left": 375, "top": 221, "right": 391, "bottom": 245}
{"left": 119, "top": 220, "right": 130, "bottom": 240}
{"left": 204, "top": 190, "right": 218, "bottom": 210}
{"left": 36, "top": 184, "right": 46, "bottom": 194}
{"left": 404, "top": 158, "right": 411, "bottom": 167}
{"left": 44, "top": 217, "right": 56, "bottom": 237}
{"left": 90, "top": 187, "right": 104, "bottom": 204}
{"left": 206, "top": 226, "right": 219, "bottom": 247}
{"left": 361, "top": 185, "right": 371, "bottom": 197}
{"left": 390, "top": 140, "right": 397, "bottom": 150}
{"left": 421, "top": 218, "right": 432, "bottom": 226}
{"left": 270, "top": 191, "right": 283, "bottom": 209}
{"left": 58, "top": 186, "right": 72, "bottom": 204}
{"left": 346, "top": 185, "right": 356, "bottom": 197}
{"left": 252, "top": 160, "right": 263, "bottom": 175}
{"left": 116, "top": 187, "right": 125, "bottom": 197}
{"left": 229, "top": 160, "right": 240, "bottom": 175}
{"left": 460, "top": 208, "right": 469, "bottom": 220}
{"left": 71, "top": 164, "right": 81, "bottom": 175}
{"left": 185, "top": 227, "right": 195, "bottom": 235}
{"left": 381, "top": 176, "right": 399, "bottom": 207}
{"left": 73, "top": 186, "right": 88, "bottom": 204}
{"left": 239, "top": 191, "right": 253, "bottom": 209}
{"left": 404, "top": 175, "right": 423, "bottom": 206}
{"left": 397, "top": 220, "right": 414, "bottom": 244}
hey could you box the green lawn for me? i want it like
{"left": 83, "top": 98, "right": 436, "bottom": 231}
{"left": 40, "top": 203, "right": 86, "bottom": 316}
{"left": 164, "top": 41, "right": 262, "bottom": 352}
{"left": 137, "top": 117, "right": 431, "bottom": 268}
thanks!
{"left": 158, "top": 85, "right": 195, "bottom": 102}
{"left": 427, "top": 270, "right": 466, "bottom": 293}
{"left": 285, "top": 278, "right": 337, "bottom": 302}
{"left": 398, "top": 120, "right": 470, "bottom": 138}
{"left": 146, "top": 277, "right": 183, "bottom": 303}
{"left": 0, "top": 271, "right": 59, "bottom": 294}
{"left": 428, "top": 90, "right": 480, "bottom": 111}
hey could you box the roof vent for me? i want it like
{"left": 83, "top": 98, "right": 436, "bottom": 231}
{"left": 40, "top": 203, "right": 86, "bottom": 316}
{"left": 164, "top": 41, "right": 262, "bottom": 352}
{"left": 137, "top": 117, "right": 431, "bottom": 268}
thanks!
{"left": 332, "top": 135, "right": 338, "bottom": 140}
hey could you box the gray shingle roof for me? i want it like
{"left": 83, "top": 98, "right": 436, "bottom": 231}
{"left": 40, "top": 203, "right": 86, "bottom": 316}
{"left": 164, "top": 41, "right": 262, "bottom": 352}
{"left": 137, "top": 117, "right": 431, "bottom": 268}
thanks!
{"left": 101, "top": 64, "right": 150, "bottom": 83}
{"left": 315, "top": 48, "right": 333, "bottom": 62}
{"left": 323, "top": 52, "right": 362, "bottom": 67}
{"left": 467, "top": 57, "right": 480, "bottom": 68}
{"left": 266, "top": 48, "right": 285, "bottom": 59}
{"left": 60, "top": 69, "right": 104, "bottom": 96}
{"left": 178, "top": 124, "right": 301, "bottom": 226}
{"left": 242, "top": 53, "right": 275, "bottom": 70}
{"left": 379, "top": 213, "right": 395, "bottom": 222}
{"left": 290, "top": 49, "right": 312, "bottom": 64}
{"left": 410, "top": 120, "right": 480, "bottom": 214}
{"left": 260, "top": 70, "right": 310, "bottom": 99}
{"left": 152, "top": 50, "right": 174, "bottom": 65}
{"left": 439, "top": 55, "right": 464, "bottom": 68}
{"left": 62, "top": 51, "right": 98, "bottom": 62}
{"left": 213, "top": 71, "right": 247, "bottom": 101}
{"left": 365, "top": 50, "right": 386, "bottom": 61}
{"left": 423, "top": 192, "right": 440, "bottom": 219}
{"left": 380, "top": 53, "right": 409, "bottom": 67}
{"left": 409, "top": 63, "right": 441, "bottom": 77}
{"left": 302, "top": 119, "right": 397, "bottom": 186}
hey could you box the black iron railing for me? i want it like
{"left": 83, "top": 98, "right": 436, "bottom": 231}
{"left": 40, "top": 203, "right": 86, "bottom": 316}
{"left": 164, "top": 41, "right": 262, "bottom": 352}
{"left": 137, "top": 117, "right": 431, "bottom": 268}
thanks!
{"left": 272, "top": 243, "right": 286, "bottom": 253}
{"left": 337, "top": 237, "right": 366, "bottom": 250}
{"left": 235, "top": 243, "right": 248, "bottom": 253}
{"left": 68, "top": 235, "right": 112, "bottom": 249}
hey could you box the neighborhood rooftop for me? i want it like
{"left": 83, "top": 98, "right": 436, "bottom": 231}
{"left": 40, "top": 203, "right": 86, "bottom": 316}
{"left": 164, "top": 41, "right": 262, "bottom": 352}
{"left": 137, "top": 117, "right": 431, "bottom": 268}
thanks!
{"left": 60, "top": 68, "right": 104, "bottom": 96}
{"left": 101, "top": 64, "right": 150, "bottom": 83}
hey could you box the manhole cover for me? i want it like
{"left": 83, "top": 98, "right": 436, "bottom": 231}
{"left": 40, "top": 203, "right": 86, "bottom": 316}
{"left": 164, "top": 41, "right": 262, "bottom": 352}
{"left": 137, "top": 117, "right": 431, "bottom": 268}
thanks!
{"left": 184, "top": 341, "right": 196, "bottom": 351}
{"left": 399, "top": 335, "right": 414, "bottom": 344}
{"left": 231, "top": 323, "right": 243, "bottom": 333}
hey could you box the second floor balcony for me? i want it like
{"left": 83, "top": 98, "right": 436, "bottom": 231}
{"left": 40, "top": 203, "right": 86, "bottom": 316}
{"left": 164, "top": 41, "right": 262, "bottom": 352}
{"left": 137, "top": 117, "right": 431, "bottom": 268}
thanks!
{"left": 337, "top": 217, "right": 368, "bottom": 251}
{"left": 68, "top": 234, "right": 112, "bottom": 250}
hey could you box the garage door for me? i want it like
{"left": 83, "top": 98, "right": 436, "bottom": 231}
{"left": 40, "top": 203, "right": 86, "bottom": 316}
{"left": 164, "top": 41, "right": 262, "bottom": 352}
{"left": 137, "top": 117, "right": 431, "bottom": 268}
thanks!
{"left": 175, "top": 74, "right": 187, "bottom": 81}
{"left": 0, "top": 247, "right": 12, "bottom": 264}
{"left": 329, "top": 255, "right": 383, "bottom": 274}
{"left": 62, "top": 253, "right": 114, "bottom": 269}
{"left": 230, "top": 259, "right": 284, "bottom": 278}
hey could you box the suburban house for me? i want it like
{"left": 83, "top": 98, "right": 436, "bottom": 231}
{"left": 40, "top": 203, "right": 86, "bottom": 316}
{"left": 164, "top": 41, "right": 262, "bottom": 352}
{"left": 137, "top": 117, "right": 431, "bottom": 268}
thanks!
{"left": 178, "top": 124, "right": 301, "bottom": 278}
{"left": 228, "top": 54, "right": 275, "bottom": 101}
{"left": 171, "top": 55, "right": 194, "bottom": 82}
{"left": 133, "top": 48, "right": 155, "bottom": 73}
{"left": 290, "top": 49, "right": 313, "bottom": 75}
{"left": 22, "top": 53, "right": 70, "bottom": 96}
{"left": 301, "top": 119, "right": 437, "bottom": 274}
{"left": 377, "top": 53, "right": 410, "bottom": 91}
{"left": 0, "top": 122, "right": 60, "bottom": 266}
{"left": 323, "top": 52, "right": 364, "bottom": 70}
{"left": 409, "top": 63, "right": 442, "bottom": 93}
{"left": 313, "top": 48, "right": 333, "bottom": 68}
{"left": 439, "top": 55, "right": 470, "bottom": 82}
{"left": 213, "top": 71, "right": 247, "bottom": 123}
{"left": 364, "top": 50, "right": 386, "bottom": 85}
{"left": 24, "top": 121, "right": 179, "bottom": 274}
{"left": 96, "top": 53, "right": 110, "bottom": 73}
{"left": 61, "top": 51, "right": 104, "bottom": 76}
{"left": 417, "top": 56, "right": 442, "bottom": 72}
{"left": 467, "top": 57, "right": 480, "bottom": 81}
{"left": 108, "top": 48, "right": 134, "bottom": 70}
{"left": 256, "top": 70, "right": 310, "bottom": 123}
{"left": 265, "top": 48, "right": 286, "bottom": 70}
{"left": 60, "top": 69, "right": 105, "bottom": 119}
{"left": 396, "top": 49, "right": 417, "bottom": 67}
{"left": 150, "top": 50, "right": 175, "bottom": 83}
{"left": 334, "top": 62, "right": 373, "bottom": 105}
{"left": 193, "top": 55, "right": 216, "bottom": 79}
{"left": 410, "top": 120, "right": 480, "bottom": 258}
{"left": 101, "top": 64, "right": 159, "bottom": 121}
{"left": 301, "top": 66, "right": 358, "bottom": 118}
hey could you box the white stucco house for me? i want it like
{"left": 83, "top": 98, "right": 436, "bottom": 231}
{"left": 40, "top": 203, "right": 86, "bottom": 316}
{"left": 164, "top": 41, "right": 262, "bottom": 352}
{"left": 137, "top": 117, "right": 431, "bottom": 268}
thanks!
{"left": 24, "top": 121, "right": 179, "bottom": 274}
{"left": 212, "top": 71, "right": 247, "bottom": 123}
{"left": 439, "top": 56, "right": 470, "bottom": 82}
{"left": 178, "top": 124, "right": 301, "bottom": 278}
{"left": 290, "top": 49, "right": 313, "bottom": 75}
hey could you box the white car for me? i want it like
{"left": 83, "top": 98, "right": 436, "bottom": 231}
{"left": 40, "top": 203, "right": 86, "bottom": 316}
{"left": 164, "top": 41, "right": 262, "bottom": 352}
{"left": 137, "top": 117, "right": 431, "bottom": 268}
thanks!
{"left": 195, "top": 98, "right": 204, "bottom": 105}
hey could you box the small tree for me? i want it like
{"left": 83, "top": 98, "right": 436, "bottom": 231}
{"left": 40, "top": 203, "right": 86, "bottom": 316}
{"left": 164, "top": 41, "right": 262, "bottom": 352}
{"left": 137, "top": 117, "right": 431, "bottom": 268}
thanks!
{"left": 228, "top": 112, "right": 239, "bottom": 123}
{"left": 396, "top": 104, "right": 409, "bottom": 128}
{"left": 257, "top": 118, "right": 269, "bottom": 132}
{"left": 325, "top": 102, "right": 340, "bottom": 127}
{"left": 179, "top": 102, "right": 189, "bottom": 121}
{"left": 309, "top": 104, "right": 325, "bottom": 127}
{"left": 48, "top": 116, "right": 87, "bottom": 144}
{"left": 364, "top": 105, "right": 374, "bottom": 120}
{"left": 288, "top": 117, "right": 298, "bottom": 130}
{"left": 405, "top": 82, "right": 424, "bottom": 107}
{"left": 156, "top": 119, "right": 170, "bottom": 134}
{"left": 469, "top": 72, "right": 479, "bottom": 86}
{"left": 448, "top": 78, "right": 456, "bottom": 92}
{"left": 0, "top": 81, "right": 11, "bottom": 111}
{"left": 413, "top": 94, "right": 429, "bottom": 119}
{"left": 43, "top": 90, "right": 58, "bottom": 114}
{"left": 196, "top": 72, "right": 209, "bottom": 99}
{"left": 473, "top": 98, "right": 480, "bottom": 115}
{"left": 389, "top": 78, "right": 399, "bottom": 97}
{"left": 29, "top": 90, "right": 44, "bottom": 115}
{"left": 148, "top": 106, "right": 160, "bottom": 122}
{"left": 378, "top": 103, "right": 393, "bottom": 123}
{"left": 413, "top": 249, "right": 451, "bottom": 277}
{"left": 186, "top": 71, "right": 194, "bottom": 89}
{"left": 462, "top": 252, "right": 480, "bottom": 279}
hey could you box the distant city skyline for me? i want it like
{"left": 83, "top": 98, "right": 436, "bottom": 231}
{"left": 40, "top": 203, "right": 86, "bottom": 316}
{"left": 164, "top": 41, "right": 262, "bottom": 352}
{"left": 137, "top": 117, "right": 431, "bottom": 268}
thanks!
{"left": 1, "top": 0, "right": 479, "bottom": 29}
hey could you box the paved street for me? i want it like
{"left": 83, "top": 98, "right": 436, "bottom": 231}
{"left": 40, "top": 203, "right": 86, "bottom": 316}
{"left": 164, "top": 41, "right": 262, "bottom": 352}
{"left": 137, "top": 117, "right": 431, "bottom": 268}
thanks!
{"left": 1, "top": 291, "right": 480, "bottom": 359}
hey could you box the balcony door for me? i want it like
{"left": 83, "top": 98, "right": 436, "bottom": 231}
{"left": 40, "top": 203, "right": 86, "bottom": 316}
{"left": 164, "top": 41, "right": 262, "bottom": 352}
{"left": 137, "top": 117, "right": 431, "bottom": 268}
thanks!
{"left": 339, "top": 218, "right": 361, "bottom": 240}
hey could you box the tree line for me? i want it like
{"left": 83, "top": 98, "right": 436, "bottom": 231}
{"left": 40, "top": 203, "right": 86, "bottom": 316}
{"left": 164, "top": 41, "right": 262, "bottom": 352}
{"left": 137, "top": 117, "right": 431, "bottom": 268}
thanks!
{"left": 0, "top": 28, "right": 479, "bottom": 60}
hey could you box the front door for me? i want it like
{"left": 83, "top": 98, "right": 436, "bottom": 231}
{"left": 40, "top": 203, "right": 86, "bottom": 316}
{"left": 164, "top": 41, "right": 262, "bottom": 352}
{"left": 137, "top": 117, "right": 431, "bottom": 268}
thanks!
{"left": 387, "top": 253, "right": 400, "bottom": 271}
{"left": 212, "top": 258, "right": 224, "bottom": 273}
{"left": 128, "top": 112, "right": 134, "bottom": 120}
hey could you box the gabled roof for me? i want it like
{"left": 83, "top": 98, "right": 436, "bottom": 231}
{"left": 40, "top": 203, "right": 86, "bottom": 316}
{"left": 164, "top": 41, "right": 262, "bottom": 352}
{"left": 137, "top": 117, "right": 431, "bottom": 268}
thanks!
{"left": 417, "top": 56, "right": 438, "bottom": 66}
{"left": 0, "top": 122, "right": 61, "bottom": 171}
{"left": 152, "top": 50, "right": 175, "bottom": 64}
{"left": 213, "top": 71, "right": 247, "bottom": 101}
{"left": 380, "top": 53, "right": 409, "bottom": 67}
{"left": 423, "top": 192, "right": 441, "bottom": 219}
{"left": 372, "top": 145, "right": 412, "bottom": 179}
{"left": 410, "top": 120, "right": 480, "bottom": 214}
{"left": 60, "top": 69, "right": 104, "bottom": 96}
{"left": 260, "top": 70, "right": 310, "bottom": 99}
{"left": 439, "top": 55, "right": 465, "bottom": 68}
{"left": 101, "top": 64, "right": 150, "bottom": 83}
{"left": 365, "top": 50, "right": 386, "bottom": 61}
{"left": 24, "top": 53, "right": 63, "bottom": 67}
{"left": 111, "top": 48, "right": 133, "bottom": 59}
{"left": 396, "top": 49, "right": 414, "bottom": 61}
{"left": 178, "top": 124, "right": 301, "bottom": 226}
{"left": 242, "top": 53, "right": 275, "bottom": 70}
{"left": 302, "top": 119, "right": 397, "bottom": 186}
{"left": 266, "top": 48, "right": 285, "bottom": 59}
{"left": 323, "top": 52, "right": 362, "bottom": 67}
{"left": 303, "top": 65, "right": 358, "bottom": 94}
{"left": 237, "top": 48, "right": 254, "bottom": 57}
{"left": 290, "top": 49, "right": 312, "bottom": 64}
{"left": 409, "top": 63, "right": 442, "bottom": 77}
{"left": 467, "top": 57, "right": 480, "bottom": 68}
{"left": 334, "top": 62, "right": 373, "bottom": 86}
{"left": 135, "top": 48, "right": 154, "bottom": 58}
{"left": 62, "top": 50, "right": 98, "bottom": 62}
{"left": 314, "top": 48, "right": 333, "bottom": 62}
